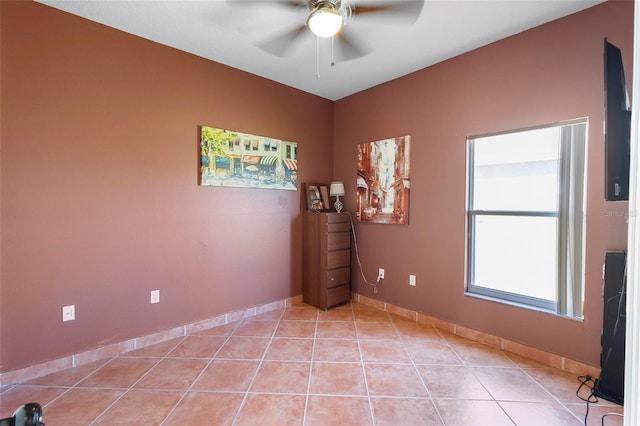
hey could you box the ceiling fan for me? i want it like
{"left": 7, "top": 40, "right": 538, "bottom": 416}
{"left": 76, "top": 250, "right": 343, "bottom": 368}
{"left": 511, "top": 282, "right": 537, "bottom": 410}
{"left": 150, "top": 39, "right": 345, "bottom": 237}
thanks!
{"left": 227, "top": 0, "right": 425, "bottom": 64}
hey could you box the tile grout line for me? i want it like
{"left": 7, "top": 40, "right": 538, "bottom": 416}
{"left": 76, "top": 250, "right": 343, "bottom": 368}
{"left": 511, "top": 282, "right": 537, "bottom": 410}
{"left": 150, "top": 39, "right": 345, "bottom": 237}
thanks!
{"left": 354, "top": 306, "right": 377, "bottom": 426}
{"left": 391, "top": 317, "right": 447, "bottom": 426}
{"left": 302, "top": 308, "right": 321, "bottom": 426}
{"left": 158, "top": 319, "right": 245, "bottom": 426}
{"left": 87, "top": 334, "right": 194, "bottom": 425}
{"left": 37, "top": 357, "right": 119, "bottom": 414}
{"left": 87, "top": 357, "right": 173, "bottom": 424}
{"left": 229, "top": 310, "right": 285, "bottom": 425}
{"left": 41, "top": 336, "right": 185, "bottom": 424}
{"left": 517, "top": 367, "right": 585, "bottom": 424}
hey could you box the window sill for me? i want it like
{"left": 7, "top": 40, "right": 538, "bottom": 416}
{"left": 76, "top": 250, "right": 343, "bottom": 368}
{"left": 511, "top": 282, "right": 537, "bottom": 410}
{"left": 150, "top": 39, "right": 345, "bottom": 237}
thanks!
{"left": 464, "top": 291, "right": 584, "bottom": 323}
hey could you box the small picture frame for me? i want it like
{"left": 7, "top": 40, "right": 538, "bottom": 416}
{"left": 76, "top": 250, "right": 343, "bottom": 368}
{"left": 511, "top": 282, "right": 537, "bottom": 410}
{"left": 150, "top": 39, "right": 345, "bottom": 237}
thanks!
{"left": 306, "top": 183, "right": 330, "bottom": 211}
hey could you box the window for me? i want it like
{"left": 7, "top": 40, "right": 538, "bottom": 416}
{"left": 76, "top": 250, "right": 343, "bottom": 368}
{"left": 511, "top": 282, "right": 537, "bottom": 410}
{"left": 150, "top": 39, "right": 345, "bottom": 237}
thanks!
{"left": 466, "top": 120, "right": 587, "bottom": 318}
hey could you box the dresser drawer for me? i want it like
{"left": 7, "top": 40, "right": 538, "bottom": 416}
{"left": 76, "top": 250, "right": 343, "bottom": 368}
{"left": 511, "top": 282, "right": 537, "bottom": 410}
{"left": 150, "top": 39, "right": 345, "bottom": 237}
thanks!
{"left": 328, "top": 222, "right": 350, "bottom": 233}
{"left": 326, "top": 284, "right": 350, "bottom": 308}
{"left": 327, "top": 249, "right": 350, "bottom": 269}
{"left": 327, "top": 232, "right": 350, "bottom": 251}
{"left": 326, "top": 266, "right": 350, "bottom": 289}
{"left": 327, "top": 213, "right": 350, "bottom": 224}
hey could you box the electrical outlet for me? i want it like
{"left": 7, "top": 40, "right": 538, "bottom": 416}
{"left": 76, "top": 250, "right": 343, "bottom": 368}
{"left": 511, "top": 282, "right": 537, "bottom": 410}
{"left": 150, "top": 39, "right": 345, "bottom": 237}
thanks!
{"left": 409, "top": 274, "right": 416, "bottom": 286}
{"left": 150, "top": 290, "right": 160, "bottom": 304}
{"left": 62, "top": 305, "right": 75, "bottom": 322}
{"left": 378, "top": 268, "right": 385, "bottom": 279}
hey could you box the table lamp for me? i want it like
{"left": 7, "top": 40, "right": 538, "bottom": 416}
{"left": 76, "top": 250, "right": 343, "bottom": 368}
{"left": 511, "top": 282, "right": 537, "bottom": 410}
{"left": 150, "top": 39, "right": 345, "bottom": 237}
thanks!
{"left": 330, "top": 181, "right": 345, "bottom": 213}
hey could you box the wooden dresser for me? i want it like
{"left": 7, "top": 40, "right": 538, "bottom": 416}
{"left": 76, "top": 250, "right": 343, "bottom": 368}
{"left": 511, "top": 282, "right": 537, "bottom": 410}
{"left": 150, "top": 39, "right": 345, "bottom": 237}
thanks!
{"left": 302, "top": 211, "right": 351, "bottom": 310}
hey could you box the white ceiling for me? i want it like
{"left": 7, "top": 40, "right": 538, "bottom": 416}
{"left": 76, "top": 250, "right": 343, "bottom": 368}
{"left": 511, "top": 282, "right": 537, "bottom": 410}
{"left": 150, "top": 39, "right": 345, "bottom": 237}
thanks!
{"left": 36, "top": 0, "right": 604, "bottom": 101}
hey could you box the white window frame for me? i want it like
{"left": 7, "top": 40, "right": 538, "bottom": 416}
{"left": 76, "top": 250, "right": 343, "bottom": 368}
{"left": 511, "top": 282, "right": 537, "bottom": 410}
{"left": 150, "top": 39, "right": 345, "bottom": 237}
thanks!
{"left": 465, "top": 120, "right": 587, "bottom": 319}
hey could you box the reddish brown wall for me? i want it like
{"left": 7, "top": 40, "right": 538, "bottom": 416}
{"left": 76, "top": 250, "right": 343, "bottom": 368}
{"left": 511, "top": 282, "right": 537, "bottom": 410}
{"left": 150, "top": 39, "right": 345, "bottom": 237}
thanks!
{"left": 0, "top": 1, "right": 333, "bottom": 372}
{"left": 334, "top": 0, "right": 632, "bottom": 366}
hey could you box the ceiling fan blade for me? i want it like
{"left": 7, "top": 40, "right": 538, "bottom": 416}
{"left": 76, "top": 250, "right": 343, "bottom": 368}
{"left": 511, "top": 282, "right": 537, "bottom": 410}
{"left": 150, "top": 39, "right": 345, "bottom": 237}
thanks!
{"left": 226, "top": 0, "right": 302, "bottom": 9}
{"left": 223, "top": 0, "right": 306, "bottom": 35}
{"left": 333, "top": 27, "right": 372, "bottom": 62}
{"left": 256, "top": 25, "right": 308, "bottom": 56}
{"left": 353, "top": 0, "right": 424, "bottom": 23}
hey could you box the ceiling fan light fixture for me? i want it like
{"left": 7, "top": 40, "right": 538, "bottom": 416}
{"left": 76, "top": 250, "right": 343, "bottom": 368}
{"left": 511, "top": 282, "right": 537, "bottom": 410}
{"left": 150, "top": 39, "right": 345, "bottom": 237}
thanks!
{"left": 307, "top": 4, "right": 343, "bottom": 38}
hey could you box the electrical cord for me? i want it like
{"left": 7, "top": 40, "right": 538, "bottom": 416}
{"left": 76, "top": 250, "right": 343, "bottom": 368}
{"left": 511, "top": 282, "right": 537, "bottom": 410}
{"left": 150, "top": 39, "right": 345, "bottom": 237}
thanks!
{"left": 575, "top": 375, "right": 625, "bottom": 425}
{"left": 346, "top": 212, "right": 382, "bottom": 294}
{"left": 601, "top": 413, "right": 623, "bottom": 426}
{"left": 576, "top": 375, "right": 598, "bottom": 425}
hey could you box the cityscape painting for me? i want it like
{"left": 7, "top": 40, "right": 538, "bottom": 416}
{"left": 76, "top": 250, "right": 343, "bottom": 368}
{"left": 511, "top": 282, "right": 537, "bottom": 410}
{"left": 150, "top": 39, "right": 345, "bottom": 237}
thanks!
{"left": 199, "top": 126, "right": 298, "bottom": 190}
{"left": 356, "top": 135, "right": 410, "bottom": 224}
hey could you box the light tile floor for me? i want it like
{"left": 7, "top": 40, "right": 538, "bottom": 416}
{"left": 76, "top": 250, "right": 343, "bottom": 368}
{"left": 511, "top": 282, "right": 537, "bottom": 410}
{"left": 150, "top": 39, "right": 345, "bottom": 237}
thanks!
{"left": 0, "top": 302, "right": 624, "bottom": 425}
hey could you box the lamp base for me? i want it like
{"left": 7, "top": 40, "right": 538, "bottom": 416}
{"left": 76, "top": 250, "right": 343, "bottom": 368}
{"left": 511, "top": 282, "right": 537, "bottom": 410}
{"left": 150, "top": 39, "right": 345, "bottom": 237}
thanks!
{"left": 334, "top": 196, "right": 343, "bottom": 213}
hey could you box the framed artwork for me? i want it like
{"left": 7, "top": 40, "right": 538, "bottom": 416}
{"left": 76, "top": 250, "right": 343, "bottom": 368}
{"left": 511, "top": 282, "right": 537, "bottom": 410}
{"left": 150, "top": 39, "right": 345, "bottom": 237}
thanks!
{"left": 356, "top": 135, "right": 410, "bottom": 224}
{"left": 306, "top": 183, "right": 330, "bottom": 211}
{"left": 199, "top": 125, "right": 298, "bottom": 190}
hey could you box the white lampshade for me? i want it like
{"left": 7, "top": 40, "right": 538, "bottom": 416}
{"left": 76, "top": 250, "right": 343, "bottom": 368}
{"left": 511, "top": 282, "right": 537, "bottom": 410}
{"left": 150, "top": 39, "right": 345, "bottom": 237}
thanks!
{"left": 307, "top": 5, "right": 343, "bottom": 38}
{"left": 330, "top": 181, "right": 345, "bottom": 196}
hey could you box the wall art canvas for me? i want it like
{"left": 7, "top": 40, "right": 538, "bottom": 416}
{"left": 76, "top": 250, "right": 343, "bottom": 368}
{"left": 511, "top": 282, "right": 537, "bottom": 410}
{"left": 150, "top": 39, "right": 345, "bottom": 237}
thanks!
{"left": 357, "top": 135, "right": 410, "bottom": 224}
{"left": 199, "top": 125, "right": 298, "bottom": 190}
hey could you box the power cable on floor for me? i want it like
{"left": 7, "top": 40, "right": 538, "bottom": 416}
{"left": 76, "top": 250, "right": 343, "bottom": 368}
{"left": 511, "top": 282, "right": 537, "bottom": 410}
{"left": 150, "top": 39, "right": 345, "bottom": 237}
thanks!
{"left": 346, "top": 212, "right": 382, "bottom": 294}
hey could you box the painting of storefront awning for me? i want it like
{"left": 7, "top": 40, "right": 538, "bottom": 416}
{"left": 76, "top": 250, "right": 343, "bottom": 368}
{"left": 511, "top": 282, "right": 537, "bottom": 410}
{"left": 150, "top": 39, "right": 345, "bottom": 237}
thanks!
{"left": 357, "top": 136, "right": 410, "bottom": 224}
{"left": 199, "top": 125, "right": 298, "bottom": 190}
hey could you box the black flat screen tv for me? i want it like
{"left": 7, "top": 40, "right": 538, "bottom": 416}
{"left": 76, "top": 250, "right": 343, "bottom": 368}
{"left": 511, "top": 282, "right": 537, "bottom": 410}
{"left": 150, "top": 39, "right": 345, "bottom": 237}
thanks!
{"left": 604, "top": 38, "right": 632, "bottom": 201}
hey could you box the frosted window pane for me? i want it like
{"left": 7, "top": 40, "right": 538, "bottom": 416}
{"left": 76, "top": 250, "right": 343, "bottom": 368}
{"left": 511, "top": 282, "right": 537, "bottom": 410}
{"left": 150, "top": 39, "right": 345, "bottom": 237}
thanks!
{"left": 472, "top": 127, "right": 560, "bottom": 211}
{"left": 473, "top": 215, "right": 557, "bottom": 301}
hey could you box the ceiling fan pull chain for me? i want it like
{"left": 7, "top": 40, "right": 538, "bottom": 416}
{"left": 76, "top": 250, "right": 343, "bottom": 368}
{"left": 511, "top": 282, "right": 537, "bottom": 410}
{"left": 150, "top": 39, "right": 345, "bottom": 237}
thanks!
{"left": 316, "top": 36, "right": 321, "bottom": 78}
{"left": 331, "top": 36, "right": 335, "bottom": 67}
